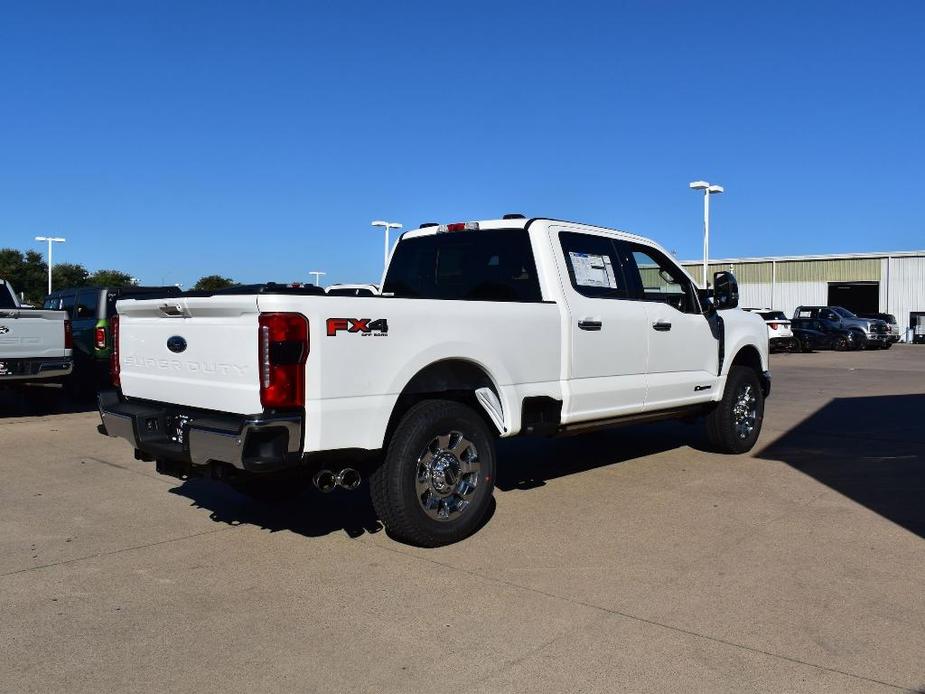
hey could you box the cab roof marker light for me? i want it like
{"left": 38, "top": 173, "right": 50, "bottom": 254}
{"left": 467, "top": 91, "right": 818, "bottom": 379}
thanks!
{"left": 437, "top": 222, "right": 480, "bottom": 233}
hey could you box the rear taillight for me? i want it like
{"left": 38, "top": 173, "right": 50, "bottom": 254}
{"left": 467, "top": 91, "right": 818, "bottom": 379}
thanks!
{"left": 64, "top": 320, "right": 73, "bottom": 349}
{"left": 95, "top": 326, "right": 107, "bottom": 350}
{"left": 769, "top": 322, "right": 780, "bottom": 330}
{"left": 258, "top": 313, "right": 309, "bottom": 409}
{"left": 110, "top": 316, "right": 121, "bottom": 387}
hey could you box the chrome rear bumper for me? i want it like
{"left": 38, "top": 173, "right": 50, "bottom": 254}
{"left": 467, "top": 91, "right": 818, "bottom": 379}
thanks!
{"left": 98, "top": 390, "right": 303, "bottom": 472}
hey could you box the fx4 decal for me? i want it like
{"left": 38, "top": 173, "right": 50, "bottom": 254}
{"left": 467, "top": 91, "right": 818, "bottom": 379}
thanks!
{"left": 326, "top": 318, "right": 389, "bottom": 337}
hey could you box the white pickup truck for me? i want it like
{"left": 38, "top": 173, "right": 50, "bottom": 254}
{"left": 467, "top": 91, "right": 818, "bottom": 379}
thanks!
{"left": 99, "top": 217, "right": 770, "bottom": 546}
{"left": 0, "top": 279, "right": 73, "bottom": 385}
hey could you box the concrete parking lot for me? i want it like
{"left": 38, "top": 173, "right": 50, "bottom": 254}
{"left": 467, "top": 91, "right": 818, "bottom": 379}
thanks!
{"left": 1, "top": 347, "right": 924, "bottom": 693}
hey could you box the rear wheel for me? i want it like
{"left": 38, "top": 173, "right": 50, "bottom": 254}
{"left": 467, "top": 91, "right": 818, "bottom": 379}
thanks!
{"left": 705, "top": 366, "right": 765, "bottom": 454}
{"left": 881, "top": 342, "right": 892, "bottom": 350}
{"left": 370, "top": 400, "right": 496, "bottom": 547}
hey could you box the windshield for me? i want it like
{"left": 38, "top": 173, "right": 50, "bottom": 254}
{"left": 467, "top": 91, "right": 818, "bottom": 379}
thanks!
{"left": 832, "top": 307, "right": 857, "bottom": 318}
{"left": 759, "top": 311, "right": 787, "bottom": 321}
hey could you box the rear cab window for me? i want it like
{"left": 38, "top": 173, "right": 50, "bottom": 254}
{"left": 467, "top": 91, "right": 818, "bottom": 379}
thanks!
{"left": 383, "top": 229, "right": 542, "bottom": 302}
{"left": 0, "top": 285, "right": 16, "bottom": 309}
{"left": 60, "top": 291, "right": 77, "bottom": 318}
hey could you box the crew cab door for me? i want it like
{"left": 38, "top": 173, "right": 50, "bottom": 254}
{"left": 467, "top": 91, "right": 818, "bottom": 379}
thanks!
{"left": 620, "top": 242, "right": 719, "bottom": 410}
{"left": 553, "top": 228, "right": 649, "bottom": 423}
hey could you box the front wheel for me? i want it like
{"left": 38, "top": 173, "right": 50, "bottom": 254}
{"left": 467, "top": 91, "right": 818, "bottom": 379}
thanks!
{"left": 834, "top": 335, "right": 850, "bottom": 351}
{"left": 370, "top": 400, "right": 496, "bottom": 547}
{"left": 705, "top": 366, "right": 765, "bottom": 454}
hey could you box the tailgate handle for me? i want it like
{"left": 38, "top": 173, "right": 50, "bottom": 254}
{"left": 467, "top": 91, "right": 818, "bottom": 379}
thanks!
{"left": 578, "top": 320, "right": 603, "bottom": 331}
{"left": 158, "top": 303, "right": 188, "bottom": 317}
{"left": 652, "top": 320, "right": 672, "bottom": 331}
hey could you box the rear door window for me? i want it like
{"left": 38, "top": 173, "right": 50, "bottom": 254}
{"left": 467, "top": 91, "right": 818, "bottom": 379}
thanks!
{"left": 75, "top": 289, "right": 99, "bottom": 319}
{"left": 383, "top": 229, "right": 541, "bottom": 302}
{"left": 557, "top": 232, "right": 630, "bottom": 299}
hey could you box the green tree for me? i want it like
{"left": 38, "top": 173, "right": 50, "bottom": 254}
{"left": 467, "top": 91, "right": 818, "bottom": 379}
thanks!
{"left": 88, "top": 269, "right": 134, "bottom": 287}
{"left": 193, "top": 274, "right": 236, "bottom": 291}
{"left": 0, "top": 248, "right": 47, "bottom": 304}
{"left": 53, "top": 263, "right": 90, "bottom": 290}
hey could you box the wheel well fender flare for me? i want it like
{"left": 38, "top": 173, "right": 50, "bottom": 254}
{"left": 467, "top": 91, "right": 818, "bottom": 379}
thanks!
{"left": 382, "top": 359, "right": 507, "bottom": 447}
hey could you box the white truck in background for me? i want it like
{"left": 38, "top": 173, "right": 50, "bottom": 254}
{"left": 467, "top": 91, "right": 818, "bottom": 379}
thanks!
{"left": 99, "top": 216, "right": 770, "bottom": 546}
{"left": 0, "top": 279, "right": 73, "bottom": 385}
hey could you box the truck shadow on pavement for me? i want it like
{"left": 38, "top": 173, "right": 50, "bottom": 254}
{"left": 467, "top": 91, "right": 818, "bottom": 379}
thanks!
{"left": 168, "top": 421, "right": 699, "bottom": 542}
{"left": 171, "top": 395, "right": 925, "bottom": 543}
{"left": 0, "top": 385, "right": 97, "bottom": 417}
{"left": 495, "top": 420, "right": 704, "bottom": 491}
{"left": 755, "top": 394, "right": 925, "bottom": 540}
{"left": 169, "top": 479, "right": 389, "bottom": 540}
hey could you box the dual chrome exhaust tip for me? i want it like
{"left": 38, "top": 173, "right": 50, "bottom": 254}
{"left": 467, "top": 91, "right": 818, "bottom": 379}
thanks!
{"left": 313, "top": 467, "right": 361, "bottom": 493}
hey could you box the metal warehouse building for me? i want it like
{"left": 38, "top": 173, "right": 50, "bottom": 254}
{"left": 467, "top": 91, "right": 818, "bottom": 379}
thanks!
{"left": 680, "top": 251, "right": 925, "bottom": 339}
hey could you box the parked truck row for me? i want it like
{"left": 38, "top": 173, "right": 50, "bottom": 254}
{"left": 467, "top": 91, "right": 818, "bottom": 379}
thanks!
{"left": 0, "top": 279, "right": 72, "bottom": 386}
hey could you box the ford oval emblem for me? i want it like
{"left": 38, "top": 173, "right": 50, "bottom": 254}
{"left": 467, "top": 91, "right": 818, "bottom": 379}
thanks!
{"left": 166, "top": 336, "right": 187, "bottom": 353}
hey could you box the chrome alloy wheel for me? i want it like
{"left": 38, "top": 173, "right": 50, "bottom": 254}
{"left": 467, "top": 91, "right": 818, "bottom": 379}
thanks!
{"left": 732, "top": 383, "right": 758, "bottom": 440}
{"left": 415, "top": 431, "right": 480, "bottom": 521}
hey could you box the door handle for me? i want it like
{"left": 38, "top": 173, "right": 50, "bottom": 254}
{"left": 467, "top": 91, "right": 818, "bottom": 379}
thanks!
{"left": 578, "top": 320, "right": 603, "bottom": 331}
{"left": 652, "top": 320, "right": 672, "bottom": 331}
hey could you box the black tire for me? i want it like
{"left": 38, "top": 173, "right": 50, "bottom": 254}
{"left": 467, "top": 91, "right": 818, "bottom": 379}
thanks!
{"left": 834, "top": 336, "right": 850, "bottom": 352}
{"left": 798, "top": 338, "right": 813, "bottom": 353}
{"left": 370, "top": 399, "right": 496, "bottom": 547}
{"left": 881, "top": 342, "right": 892, "bottom": 350}
{"left": 850, "top": 330, "right": 867, "bottom": 350}
{"left": 705, "top": 366, "right": 765, "bottom": 454}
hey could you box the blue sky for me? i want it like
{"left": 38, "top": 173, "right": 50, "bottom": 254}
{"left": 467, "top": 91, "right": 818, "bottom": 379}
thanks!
{"left": 1, "top": 1, "right": 923, "bottom": 287}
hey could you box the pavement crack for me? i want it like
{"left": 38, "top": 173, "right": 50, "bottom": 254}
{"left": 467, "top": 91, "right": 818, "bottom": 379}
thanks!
{"left": 80, "top": 457, "right": 175, "bottom": 484}
{"left": 361, "top": 540, "right": 915, "bottom": 693}
{"left": 0, "top": 526, "right": 236, "bottom": 578}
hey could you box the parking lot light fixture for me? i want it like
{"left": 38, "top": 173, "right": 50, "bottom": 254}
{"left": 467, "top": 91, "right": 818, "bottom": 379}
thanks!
{"left": 34, "top": 236, "right": 66, "bottom": 295}
{"left": 689, "top": 181, "right": 724, "bottom": 288}
{"left": 309, "top": 271, "right": 326, "bottom": 287}
{"left": 371, "top": 220, "right": 402, "bottom": 272}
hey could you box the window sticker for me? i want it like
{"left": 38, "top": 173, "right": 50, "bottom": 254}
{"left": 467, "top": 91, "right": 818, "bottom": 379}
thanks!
{"left": 568, "top": 252, "right": 618, "bottom": 289}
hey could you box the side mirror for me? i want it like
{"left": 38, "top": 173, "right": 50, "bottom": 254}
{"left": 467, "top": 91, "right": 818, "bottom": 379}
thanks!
{"left": 713, "top": 271, "right": 739, "bottom": 310}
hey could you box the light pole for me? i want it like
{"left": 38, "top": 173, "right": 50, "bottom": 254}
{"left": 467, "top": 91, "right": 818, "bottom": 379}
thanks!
{"left": 309, "top": 270, "right": 326, "bottom": 287}
{"left": 34, "top": 236, "right": 66, "bottom": 295}
{"left": 689, "top": 181, "right": 724, "bottom": 288}
{"left": 371, "top": 220, "right": 402, "bottom": 271}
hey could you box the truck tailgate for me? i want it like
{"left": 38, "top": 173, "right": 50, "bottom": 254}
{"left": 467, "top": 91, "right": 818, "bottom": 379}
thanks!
{"left": 0, "top": 310, "right": 67, "bottom": 359}
{"left": 117, "top": 296, "right": 262, "bottom": 414}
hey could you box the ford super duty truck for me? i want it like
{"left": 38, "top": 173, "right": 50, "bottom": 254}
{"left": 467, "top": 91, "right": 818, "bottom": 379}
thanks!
{"left": 98, "top": 217, "right": 770, "bottom": 546}
{"left": 0, "top": 279, "right": 73, "bottom": 385}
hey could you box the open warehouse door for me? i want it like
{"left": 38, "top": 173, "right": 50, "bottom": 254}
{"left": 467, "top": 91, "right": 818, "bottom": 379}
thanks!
{"left": 828, "top": 281, "right": 879, "bottom": 315}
